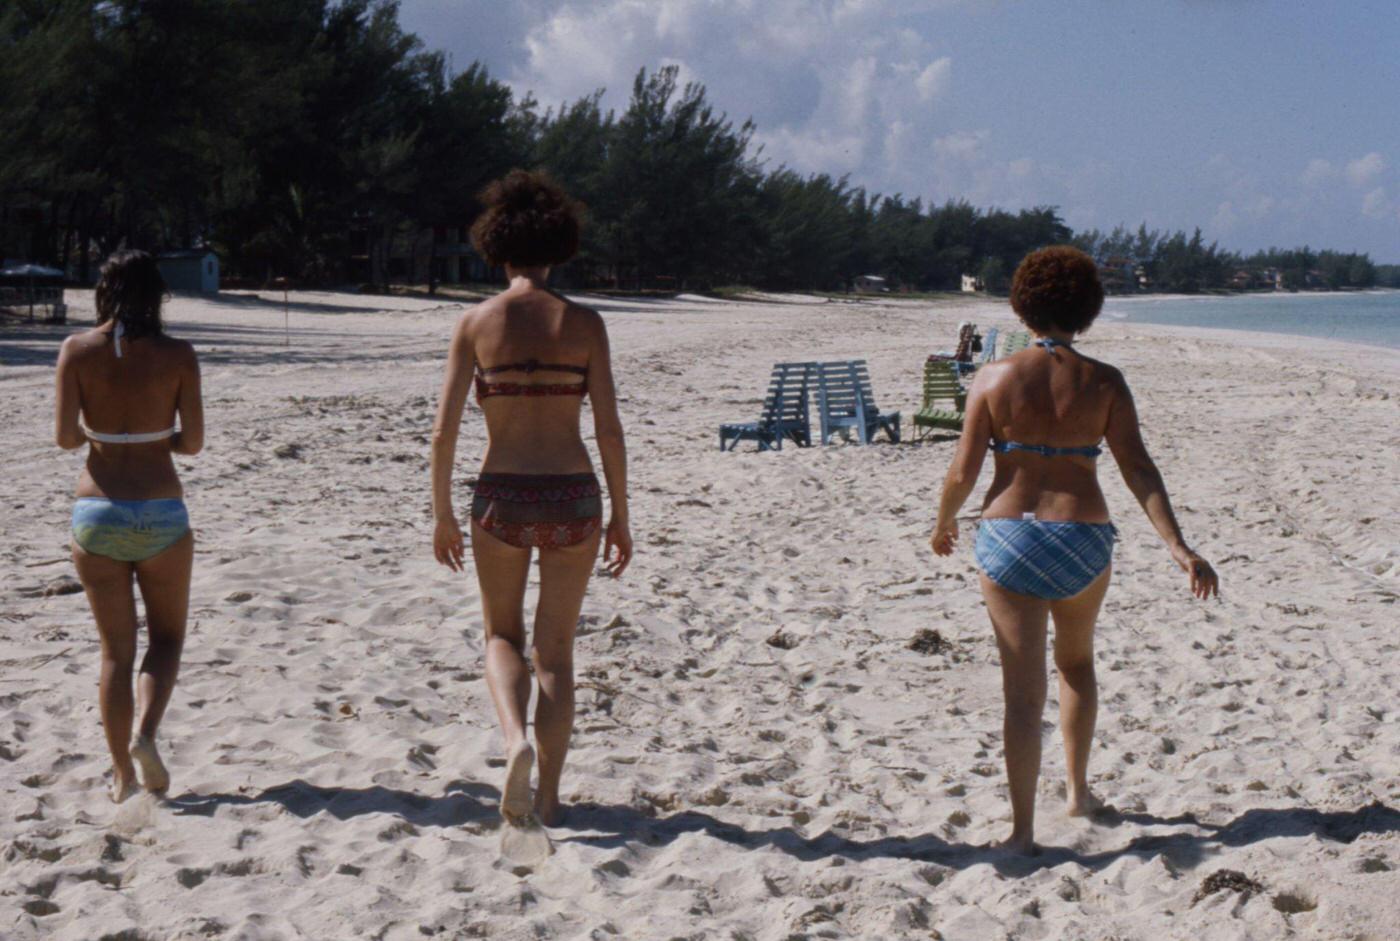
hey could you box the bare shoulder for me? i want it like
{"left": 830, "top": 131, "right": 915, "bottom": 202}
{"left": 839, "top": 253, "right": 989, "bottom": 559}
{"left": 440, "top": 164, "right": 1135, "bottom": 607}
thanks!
{"left": 565, "top": 300, "right": 604, "bottom": 332}
{"left": 454, "top": 298, "right": 498, "bottom": 339}
{"left": 161, "top": 334, "right": 197, "bottom": 357}
{"left": 61, "top": 328, "right": 106, "bottom": 357}
{"left": 971, "top": 358, "right": 1013, "bottom": 391}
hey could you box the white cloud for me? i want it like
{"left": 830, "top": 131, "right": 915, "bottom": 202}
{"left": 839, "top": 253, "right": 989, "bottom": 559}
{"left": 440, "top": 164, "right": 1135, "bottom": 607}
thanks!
{"left": 505, "top": 0, "right": 970, "bottom": 197}
{"left": 1008, "top": 158, "right": 1034, "bottom": 179}
{"left": 1361, "top": 187, "right": 1391, "bottom": 219}
{"left": 1211, "top": 200, "right": 1239, "bottom": 232}
{"left": 1300, "top": 158, "right": 1334, "bottom": 185}
{"left": 915, "top": 57, "right": 952, "bottom": 101}
{"left": 933, "top": 130, "right": 988, "bottom": 161}
{"left": 1345, "top": 152, "right": 1386, "bottom": 186}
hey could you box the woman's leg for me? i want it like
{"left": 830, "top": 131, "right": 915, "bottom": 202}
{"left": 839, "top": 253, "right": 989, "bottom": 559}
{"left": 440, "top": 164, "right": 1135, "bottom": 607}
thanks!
{"left": 980, "top": 574, "right": 1050, "bottom": 853}
{"left": 72, "top": 543, "right": 140, "bottom": 802}
{"left": 129, "top": 531, "right": 194, "bottom": 793}
{"left": 531, "top": 528, "right": 602, "bottom": 826}
{"left": 1049, "top": 564, "right": 1111, "bottom": 816}
{"left": 470, "top": 522, "right": 534, "bottom": 820}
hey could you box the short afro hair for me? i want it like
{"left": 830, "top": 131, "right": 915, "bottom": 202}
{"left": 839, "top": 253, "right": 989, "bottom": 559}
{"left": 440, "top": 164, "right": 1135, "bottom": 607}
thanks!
{"left": 1009, "top": 246, "right": 1104, "bottom": 335}
{"left": 470, "top": 169, "right": 582, "bottom": 269}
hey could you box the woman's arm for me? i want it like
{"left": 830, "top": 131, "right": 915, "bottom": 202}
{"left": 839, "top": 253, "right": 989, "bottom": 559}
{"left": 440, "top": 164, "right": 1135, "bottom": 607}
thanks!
{"left": 54, "top": 338, "right": 85, "bottom": 450}
{"left": 170, "top": 343, "right": 204, "bottom": 455}
{"left": 430, "top": 313, "right": 475, "bottom": 571}
{"left": 931, "top": 371, "right": 993, "bottom": 555}
{"left": 585, "top": 311, "right": 631, "bottom": 577}
{"left": 1104, "top": 372, "right": 1219, "bottom": 598}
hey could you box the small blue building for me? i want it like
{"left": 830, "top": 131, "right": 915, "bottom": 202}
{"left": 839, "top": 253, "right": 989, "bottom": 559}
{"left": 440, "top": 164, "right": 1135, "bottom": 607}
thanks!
{"left": 158, "top": 250, "right": 219, "bottom": 294}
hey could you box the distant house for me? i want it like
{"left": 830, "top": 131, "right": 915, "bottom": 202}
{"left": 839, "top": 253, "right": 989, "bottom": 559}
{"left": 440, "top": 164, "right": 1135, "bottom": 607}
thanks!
{"left": 854, "top": 274, "right": 889, "bottom": 294}
{"left": 1258, "top": 267, "right": 1283, "bottom": 291}
{"left": 1230, "top": 269, "right": 1255, "bottom": 290}
{"left": 960, "top": 274, "right": 983, "bottom": 293}
{"left": 1099, "top": 256, "right": 1138, "bottom": 294}
{"left": 158, "top": 250, "right": 219, "bottom": 294}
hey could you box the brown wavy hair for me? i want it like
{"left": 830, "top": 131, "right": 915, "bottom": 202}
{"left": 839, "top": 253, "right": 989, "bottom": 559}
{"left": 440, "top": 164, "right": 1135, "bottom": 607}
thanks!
{"left": 470, "top": 169, "right": 583, "bottom": 268}
{"left": 95, "top": 250, "right": 167, "bottom": 340}
{"left": 1009, "top": 245, "right": 1104, "bottom": 335}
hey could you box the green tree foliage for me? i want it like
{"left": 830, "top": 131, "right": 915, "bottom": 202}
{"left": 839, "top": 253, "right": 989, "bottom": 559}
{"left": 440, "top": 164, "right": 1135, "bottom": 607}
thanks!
{"left": 0, "top": 1, "right": 1387, "bottom": 291}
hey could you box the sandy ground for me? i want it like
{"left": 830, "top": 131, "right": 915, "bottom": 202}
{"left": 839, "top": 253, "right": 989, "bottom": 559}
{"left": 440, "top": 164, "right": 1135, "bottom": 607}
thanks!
{"left": 1, "top": 288, "right": 1397, "bottom": 941}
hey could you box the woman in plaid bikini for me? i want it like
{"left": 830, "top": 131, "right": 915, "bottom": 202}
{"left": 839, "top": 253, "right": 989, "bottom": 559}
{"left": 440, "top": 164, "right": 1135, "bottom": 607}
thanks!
{"left": 931, "top": 246, "right": 1218, "bottom": 854}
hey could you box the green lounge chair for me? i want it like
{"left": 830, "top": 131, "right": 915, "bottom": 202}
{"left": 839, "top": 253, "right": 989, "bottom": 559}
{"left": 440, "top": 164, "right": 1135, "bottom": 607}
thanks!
{"left": 1001, "top": 330, "right": 1031, "bottom": 356}
{"left": 912, "top": 358, "right": 966, "bottom": 438}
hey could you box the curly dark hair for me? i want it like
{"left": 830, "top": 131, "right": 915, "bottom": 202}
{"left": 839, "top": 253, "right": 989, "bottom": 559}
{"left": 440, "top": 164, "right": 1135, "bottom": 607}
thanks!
{"left": 1009, "top": 246, "right": 1104, "bottom": 335}
{"left": 470, "top": 169, "right": 583, "bottom": 269}
{"left": 95, "top": 250, "right": 167, "bottom": 340}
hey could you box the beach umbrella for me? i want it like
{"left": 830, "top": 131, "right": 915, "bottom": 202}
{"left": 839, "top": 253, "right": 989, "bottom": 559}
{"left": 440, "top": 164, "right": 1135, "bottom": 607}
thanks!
{"left": 0, "top": 264, "right": 64, "bottom": 322}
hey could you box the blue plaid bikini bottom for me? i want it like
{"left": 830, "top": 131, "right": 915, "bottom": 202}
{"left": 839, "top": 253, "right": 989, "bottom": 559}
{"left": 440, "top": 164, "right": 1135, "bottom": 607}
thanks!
{"left": 975, "top": 518, "right": 1116, "bottom": 600}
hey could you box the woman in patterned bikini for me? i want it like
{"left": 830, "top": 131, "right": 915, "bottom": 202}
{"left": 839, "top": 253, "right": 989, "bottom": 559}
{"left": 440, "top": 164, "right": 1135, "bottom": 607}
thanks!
{"left": 932, "top": 246, "right": 1218, "bottom": 854}
{"left": 430, "top": 170, "right": 632, "bottom": 828}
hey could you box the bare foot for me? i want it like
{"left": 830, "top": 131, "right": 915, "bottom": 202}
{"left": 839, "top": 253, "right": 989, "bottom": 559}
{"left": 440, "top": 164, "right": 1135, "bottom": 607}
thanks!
{"left": 534, "top": 795, "right": 566, "bottom": 828}
{"left": 130, "top": 735, "right": 170, "bottom": 795}
{"left": 994, "top": 832, "right": 1039, "bottom": 856}
{"left": 1067, "top": 788, "right": 1105, "bottom": 818}
{"left": 111, "top": 766, "right": 138, "bottom": 804}
{"left": 500, "top": 741, "right": 535, "bottom": 825}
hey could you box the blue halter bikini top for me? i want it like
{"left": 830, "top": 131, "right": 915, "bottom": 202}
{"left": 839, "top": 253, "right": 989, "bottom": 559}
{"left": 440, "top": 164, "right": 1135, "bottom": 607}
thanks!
{"left": 989, "top": 337, "right": 1103, "bottom": 459}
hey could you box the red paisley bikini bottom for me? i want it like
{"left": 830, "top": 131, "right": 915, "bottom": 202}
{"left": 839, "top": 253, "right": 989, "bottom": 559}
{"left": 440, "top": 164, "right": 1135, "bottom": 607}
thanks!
{"left": 471, "top": 472, "right": 603, "bottom": 549}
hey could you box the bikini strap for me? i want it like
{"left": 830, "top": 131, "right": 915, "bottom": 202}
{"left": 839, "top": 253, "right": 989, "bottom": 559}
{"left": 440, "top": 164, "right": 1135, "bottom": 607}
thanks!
{"left": 1035, "top": 337, "right": 1073, "bottom": 353}
{"left": 990, "top": 439, "right": 1102, "bottom": 458}
{"left": 476, "top": 359, "right": 588, "bottom": 377}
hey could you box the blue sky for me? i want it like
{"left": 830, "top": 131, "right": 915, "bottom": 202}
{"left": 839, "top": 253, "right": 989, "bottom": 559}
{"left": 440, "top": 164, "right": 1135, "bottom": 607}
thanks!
{"left": 399, "top": 0, "right": 1400, "bottom": 260}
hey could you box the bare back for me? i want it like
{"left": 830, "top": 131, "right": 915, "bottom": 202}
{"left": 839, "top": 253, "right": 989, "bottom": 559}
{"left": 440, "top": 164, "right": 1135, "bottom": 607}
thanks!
{"left": 461, "top": 288, "right": 605, "bottom": 475}
{"left": 55, "top": 325, "right": 200, "bottom": 500}
{"left": 973, "top": 343, "right": 1122, "bottom": 522}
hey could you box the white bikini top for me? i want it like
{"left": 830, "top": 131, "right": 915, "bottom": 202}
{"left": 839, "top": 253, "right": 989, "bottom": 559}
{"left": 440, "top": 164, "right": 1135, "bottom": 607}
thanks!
{"left": 86, "top": 322, "right": 177, "bottom": 443}
{"left": 85, "top": 426, "right": 177, "bottom": 444}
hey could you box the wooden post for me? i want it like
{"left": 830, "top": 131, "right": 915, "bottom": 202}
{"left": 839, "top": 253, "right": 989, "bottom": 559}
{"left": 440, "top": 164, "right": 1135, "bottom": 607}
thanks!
{"left": 273, "top": 277, "right": 290, "bottom": 347}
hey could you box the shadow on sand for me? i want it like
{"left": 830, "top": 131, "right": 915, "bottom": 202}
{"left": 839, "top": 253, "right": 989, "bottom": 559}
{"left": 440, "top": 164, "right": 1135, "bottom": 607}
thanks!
{"left": 554, "top": 800, "right": 1400, "bottom": 876}
{"left": 169, "top": 779, "right": 502, "bottom": 829}
{"left": 169, "top": 780, "right": 1399, "bottom": 877}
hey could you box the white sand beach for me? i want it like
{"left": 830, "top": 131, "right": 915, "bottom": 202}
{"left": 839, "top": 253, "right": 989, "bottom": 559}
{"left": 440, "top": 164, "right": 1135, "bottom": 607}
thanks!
{"left": 2, "top": 289, "right": 1397, "bottom": 940}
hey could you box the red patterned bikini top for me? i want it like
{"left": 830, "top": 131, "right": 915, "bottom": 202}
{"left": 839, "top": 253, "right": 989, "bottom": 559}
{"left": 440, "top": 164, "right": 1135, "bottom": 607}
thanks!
{"left": 474, "top": 359, "right": 589, "bottom": 400}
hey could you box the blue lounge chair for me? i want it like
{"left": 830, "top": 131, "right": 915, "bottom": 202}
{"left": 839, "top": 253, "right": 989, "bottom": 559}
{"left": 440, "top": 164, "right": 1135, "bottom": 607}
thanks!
{"left": 814, "top": 360, "right": 901, "bottom": 445}
{"left": 719, "top": 362, "right": 815, "bottom": 451}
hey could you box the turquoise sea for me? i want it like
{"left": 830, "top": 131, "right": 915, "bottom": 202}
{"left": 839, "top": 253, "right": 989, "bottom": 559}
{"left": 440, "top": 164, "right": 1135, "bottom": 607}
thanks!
{"left": 1103, "top": 291, "right": 1400, "bottom": 349}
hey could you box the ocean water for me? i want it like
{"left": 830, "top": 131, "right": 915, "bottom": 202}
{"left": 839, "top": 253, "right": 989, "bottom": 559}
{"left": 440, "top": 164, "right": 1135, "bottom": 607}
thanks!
{"left": 1103, "top": 291, "right": 1400, "bottom": 349}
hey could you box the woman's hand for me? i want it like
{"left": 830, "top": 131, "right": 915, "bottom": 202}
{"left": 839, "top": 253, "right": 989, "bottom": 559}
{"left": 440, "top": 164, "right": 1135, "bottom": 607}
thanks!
{"left": 931, "top": 519, "right": 958, "bottom": 556}
{"left": 1171, "top": 545, "right": 1219, "bottom": 599}
{"left": 603, "top": 516, "right": 633, "bottom": 578}
{"left": 434, "top": 514, "right": 465, "bottom": 572}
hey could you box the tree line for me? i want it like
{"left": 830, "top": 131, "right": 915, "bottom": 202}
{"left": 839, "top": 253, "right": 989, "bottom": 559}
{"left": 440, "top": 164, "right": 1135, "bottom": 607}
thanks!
{"left": 2, "top": 0, "right": 1391, "bottom": 293}
{"left": 1072, "top": 225, "right": 1388, "bottom": 293}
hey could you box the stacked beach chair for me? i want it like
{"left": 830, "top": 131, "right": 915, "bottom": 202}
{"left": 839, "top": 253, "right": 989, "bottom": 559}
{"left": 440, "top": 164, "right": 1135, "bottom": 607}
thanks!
{"left": 718, "top": 361, "right": 815, "bottom": 451}
{"left": 719, "top": 360, "right": 900, "bottom": 449}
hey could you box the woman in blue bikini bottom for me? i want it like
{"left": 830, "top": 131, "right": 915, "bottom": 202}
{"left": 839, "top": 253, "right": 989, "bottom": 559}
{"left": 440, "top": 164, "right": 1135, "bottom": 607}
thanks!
{"left": 933, "top": 246, "right": 1218, "bottom": 855}
{"left": 72, "top": 497, "right": 190, "bottom": 562}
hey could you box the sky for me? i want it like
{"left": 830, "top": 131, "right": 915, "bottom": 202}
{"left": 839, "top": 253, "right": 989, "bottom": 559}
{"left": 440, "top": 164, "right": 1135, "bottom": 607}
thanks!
{"left": 398, "top": 0, "right": 1400, "bottom": 261}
